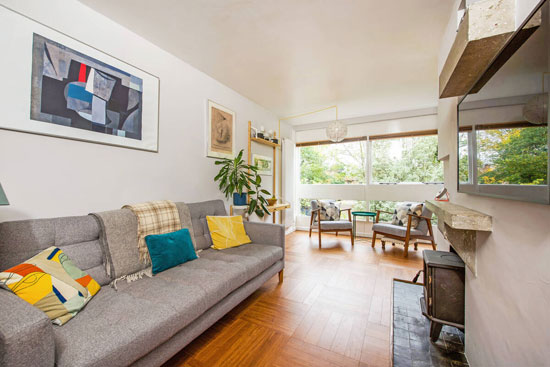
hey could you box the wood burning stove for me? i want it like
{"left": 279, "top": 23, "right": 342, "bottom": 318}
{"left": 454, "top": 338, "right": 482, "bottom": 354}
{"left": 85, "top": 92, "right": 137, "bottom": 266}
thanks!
{"left": 420, "top": 250, "right": 465, "bottom": 342}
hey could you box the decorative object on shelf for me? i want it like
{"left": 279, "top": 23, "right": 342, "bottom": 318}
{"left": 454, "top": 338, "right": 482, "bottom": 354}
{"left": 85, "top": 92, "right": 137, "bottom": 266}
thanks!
{"left": 270, "top": 131, "right": 279, "bottom": 144}
{"left": 214, "top": 149, "right": 271, "bottom": 217}
{"left": 0, "top": 7, "right": 160, "bottom": 151}
{"left": 0, "top": 183, "right": 9, "bottom": 205}
{"left": 252, "top": 154, "right": 273, "bottom": 176}
{"left": 326, "top": 120, "right": 347, "bottom": 142}
{"left": 435, "top": 187, "right": 450, "bottom": 202}
{"left": 267, "top": 197, "right": 277, "bottom": 206}
{"left": 207, "top": 100, "right": 235, "bottom": 159}
{"left": 250, "top": 126, "right": 258, "bottom": 138}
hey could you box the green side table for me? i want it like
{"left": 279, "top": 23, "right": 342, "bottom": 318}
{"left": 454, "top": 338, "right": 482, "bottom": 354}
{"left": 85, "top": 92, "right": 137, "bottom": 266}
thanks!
{"left": 351, "top": 211, "right": 377, "bottom": 239}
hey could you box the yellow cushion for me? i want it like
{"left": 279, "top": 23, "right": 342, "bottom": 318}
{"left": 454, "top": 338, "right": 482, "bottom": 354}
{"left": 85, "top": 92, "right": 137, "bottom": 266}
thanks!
{"left": 206, "top": 216, "right": 251, "bottom": 250}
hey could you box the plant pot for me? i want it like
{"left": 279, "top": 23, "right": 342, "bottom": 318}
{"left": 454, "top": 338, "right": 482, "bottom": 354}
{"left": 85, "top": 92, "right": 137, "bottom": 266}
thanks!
{"left": 267, "top": 197, "right": 277, "bottom": 206}
{"left": 233, "top": 192, "right": 247, "bottom": 206}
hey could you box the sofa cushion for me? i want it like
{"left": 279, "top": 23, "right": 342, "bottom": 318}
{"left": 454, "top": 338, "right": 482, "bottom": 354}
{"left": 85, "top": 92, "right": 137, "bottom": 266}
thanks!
{"left": 187, "top": 200, "right": 227, "bottom": 251}
{"left": 372, "top": 223, "right": 425, "bottom": 238}
{"left": 53, "top": 287, "right": 180, "bottom": 367}
{"left": 206, "top": 215, "right": 251, "bottom": 250}
{"left": 391, "top": 202, "right": 423, "bottom": 228}
{"left": 145, "top": 228, "right": 198, "bottom": 275}
{"left": 0, "top": 216, "right": 110, "bottom": 286}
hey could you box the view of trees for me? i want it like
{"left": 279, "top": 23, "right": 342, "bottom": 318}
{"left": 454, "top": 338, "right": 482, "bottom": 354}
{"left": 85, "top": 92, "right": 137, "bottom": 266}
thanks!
{"left": 371, "top": 135, "right": 443, "bottom": 183}
{"left": 300, "top": 142, "right": 366, "bottom": 184}
{"left": 477, "top": 126, "right": 548, "bottom": 185}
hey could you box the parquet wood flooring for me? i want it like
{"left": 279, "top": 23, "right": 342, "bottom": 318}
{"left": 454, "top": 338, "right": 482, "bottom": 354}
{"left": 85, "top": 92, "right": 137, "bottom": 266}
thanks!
{"left": 163, "top": 231, "right": 426, "bottom": 367}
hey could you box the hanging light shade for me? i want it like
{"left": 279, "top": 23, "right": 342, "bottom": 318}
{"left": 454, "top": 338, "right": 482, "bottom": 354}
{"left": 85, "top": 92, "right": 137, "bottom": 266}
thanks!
{"left": 326, "top": 120, "right": 347, "bottom": 142}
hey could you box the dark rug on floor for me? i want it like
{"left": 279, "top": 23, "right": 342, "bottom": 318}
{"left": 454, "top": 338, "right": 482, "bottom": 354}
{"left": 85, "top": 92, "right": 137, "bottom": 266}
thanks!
{"left": 392, "top": 280, "right": 469, "bottom": 367}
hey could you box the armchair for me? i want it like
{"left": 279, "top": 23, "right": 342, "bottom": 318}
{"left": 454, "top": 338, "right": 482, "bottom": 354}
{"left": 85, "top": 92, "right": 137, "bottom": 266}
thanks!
{"left": 371, "top": 204, "right": 436, "bottom": 256}
{"left": 309, "top": 200, "right": 354, "bottom": 248}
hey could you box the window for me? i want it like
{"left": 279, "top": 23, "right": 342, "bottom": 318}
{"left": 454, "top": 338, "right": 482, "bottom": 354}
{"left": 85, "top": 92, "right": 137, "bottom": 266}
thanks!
{"left": 300, "top": 142, "right": 366, "bottom": 184}
{"left": 371, "top": 135, "right": 443, "bottom": 183}
{"left": 369, "top": 200, "right": 396, "bottom": 222}
{"left": 458, "top": 131, "right": 470, "bottom": 183}
{"left": 299, "top": 199, "right": 367, "bottom": 219}
{"left": 476, "top": 125, "right": 547, "bottom": 185}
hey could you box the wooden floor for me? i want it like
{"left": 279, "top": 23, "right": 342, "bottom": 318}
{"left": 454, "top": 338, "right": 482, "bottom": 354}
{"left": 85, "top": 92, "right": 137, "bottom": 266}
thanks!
{"left": 163, "top": 230, "right": 427, "bottom": 367}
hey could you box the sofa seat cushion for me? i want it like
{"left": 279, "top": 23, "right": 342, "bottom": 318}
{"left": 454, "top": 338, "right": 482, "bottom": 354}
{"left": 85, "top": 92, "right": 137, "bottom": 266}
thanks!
{"left": 53, "top": 287, "right": 180, "bottom": 367}
{"left": 200, "top": 243, "right": 283, "bottom": 278}
{"left": 315, "top": 220, "right": 352, "bottom": 230}
{"left": 372, "top": 223, "right": 425, "bottom": 237}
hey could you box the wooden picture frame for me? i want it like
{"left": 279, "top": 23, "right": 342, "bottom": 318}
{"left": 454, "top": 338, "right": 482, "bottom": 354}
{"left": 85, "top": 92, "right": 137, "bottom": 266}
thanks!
{"left": 207, "top": 100, "right": 235, "bottom": 159}
{"left": 253, "top": 154, "right": 273, "bottom": 176}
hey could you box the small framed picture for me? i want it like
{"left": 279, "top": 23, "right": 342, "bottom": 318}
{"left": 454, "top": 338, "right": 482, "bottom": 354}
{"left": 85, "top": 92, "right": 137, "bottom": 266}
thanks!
{"left": 252, "top": 154, "right": 273, "bottom": 176}
{"left": 250, "top": 126, "right": 258, "bottom": 138}
{"left": 207, "top": 100, "right": 235, "bottom": 159}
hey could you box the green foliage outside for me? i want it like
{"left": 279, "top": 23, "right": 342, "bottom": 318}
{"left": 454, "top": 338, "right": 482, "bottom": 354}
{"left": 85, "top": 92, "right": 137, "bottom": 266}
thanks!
{"left": 477, "top": 127, "right": 548, "bottom": 185}
{"left": 371, "top": 135, "right": 443, "bottom": 183}
{"left": 300, "top": 142, "right": 366, "bottom": 184}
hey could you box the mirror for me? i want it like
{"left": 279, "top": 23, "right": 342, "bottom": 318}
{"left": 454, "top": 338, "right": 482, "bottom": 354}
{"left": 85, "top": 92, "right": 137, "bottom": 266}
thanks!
{"left": 457, "top": 1, "right": 549, "bottom": 204}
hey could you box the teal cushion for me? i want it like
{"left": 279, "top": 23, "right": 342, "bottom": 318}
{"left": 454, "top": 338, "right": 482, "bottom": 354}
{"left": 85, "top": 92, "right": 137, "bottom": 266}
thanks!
{"left": 145, "top": 228, "right": 198, "bottom": 275}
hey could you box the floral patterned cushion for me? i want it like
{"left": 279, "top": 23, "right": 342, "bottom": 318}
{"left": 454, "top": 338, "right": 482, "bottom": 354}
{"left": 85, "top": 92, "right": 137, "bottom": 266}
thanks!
{"left": 314, "top": 200, "right": 340, "bottom": 221}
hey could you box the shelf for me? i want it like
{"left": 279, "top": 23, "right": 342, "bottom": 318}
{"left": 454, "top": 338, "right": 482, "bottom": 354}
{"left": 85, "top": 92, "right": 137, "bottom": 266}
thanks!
{"left": 425, "top": 200, "right": 492, "bottom": 232}
{"left": 251, "top": 137, "right": 280, "bottom": 148}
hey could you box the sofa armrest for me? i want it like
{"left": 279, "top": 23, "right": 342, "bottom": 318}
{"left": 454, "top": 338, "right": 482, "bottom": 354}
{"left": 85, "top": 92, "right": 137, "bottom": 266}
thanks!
{"left": 0, "top": 289, "right": 55, "bottom": 367}
{"left": 243, "top": 221, "right": 285, "bottom": 251}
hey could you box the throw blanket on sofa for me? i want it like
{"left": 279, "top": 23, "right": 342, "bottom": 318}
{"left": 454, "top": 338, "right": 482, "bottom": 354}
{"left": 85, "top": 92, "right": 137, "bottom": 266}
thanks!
{"left": 92, "top": 201, "right": 196, "bottom": 289}
{"left": 122, "top": 200, "right": 181, "bottom": 265}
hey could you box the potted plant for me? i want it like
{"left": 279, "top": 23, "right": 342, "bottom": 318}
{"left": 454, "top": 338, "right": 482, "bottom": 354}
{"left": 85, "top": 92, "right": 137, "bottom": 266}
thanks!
{"left": 214, "top": 150, "right": 272, "bottom": 217}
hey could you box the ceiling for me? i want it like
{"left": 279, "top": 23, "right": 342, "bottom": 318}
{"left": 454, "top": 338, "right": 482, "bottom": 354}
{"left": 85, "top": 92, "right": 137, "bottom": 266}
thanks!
{"left": 78, "top": 0, "right": 454, "bottom": 123}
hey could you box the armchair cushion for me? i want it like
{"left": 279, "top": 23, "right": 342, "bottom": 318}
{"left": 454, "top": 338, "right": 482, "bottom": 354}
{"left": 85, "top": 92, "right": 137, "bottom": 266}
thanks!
{"left": 391, "top": 202, "right": 423, "bottom": 228}
{"left": 316, "top": 221, "right": 352, "bottom": 230}
{"left": 311, "top": 200, "right": 340, "bottom": 221}
{"left": 372, "top": 223, "right": 425, "bottom": 238}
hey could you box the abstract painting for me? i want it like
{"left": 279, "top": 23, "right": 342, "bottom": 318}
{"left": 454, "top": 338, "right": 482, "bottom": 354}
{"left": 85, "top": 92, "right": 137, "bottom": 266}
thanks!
{"left": 0, "top": 6, "right": 159, "bottom": 151}
{"left": 253, "top": 154, "right": 273, "bottom": 176}
{"left": 31, "top": 34, "right": 143, "bottom": 141}
{"left": 207, "top": 100, "right": 235, "bottom": 158}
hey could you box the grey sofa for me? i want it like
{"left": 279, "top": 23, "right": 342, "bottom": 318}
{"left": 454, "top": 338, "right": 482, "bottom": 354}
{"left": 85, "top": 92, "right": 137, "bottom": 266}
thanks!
{"left": 0, "top": 200, "right": 285, "bottom": 367}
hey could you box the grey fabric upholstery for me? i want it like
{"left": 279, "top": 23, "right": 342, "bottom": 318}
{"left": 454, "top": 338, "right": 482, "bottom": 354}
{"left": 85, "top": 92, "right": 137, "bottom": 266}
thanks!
{"left": 53, "top": 243, "right": 283, "bottom": 367}
{"left": 243, "top": 221, "right": 285, "bottom": 251}
{"left": 313, "top": 220, "right": 352, "bottom": 230}
{"left": 0, "top": 199, "right": 285, "bottom": 367}
{"left": 0, "top": 290, "right": 55, "bottom": 367}
{"left": 0, "top": 215, "right": 110, "bottom": 285}
{"left": 132, "top": 261, "right": 283, "bottom": 367}
{"left": 53, "top": 287, "right": 179, "bottom": 367}
{"left": 372, "top": 223, "right": 425, "bottom": 237}
{"left": 187, "top": 200, "right": 227, "bottom": 250}
{"left": 415, "top": 205, "right": 433, "bottom": 235}
{"left": 175, "top": 202, "right": 198, "bottom": 250}
{"left": 91, "top": 209, "right": 143, "bottom": 279}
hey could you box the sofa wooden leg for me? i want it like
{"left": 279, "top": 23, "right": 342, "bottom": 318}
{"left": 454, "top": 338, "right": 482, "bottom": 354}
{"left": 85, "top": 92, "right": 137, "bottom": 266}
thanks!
{"left": 371, "top": 232, "right": 377, "bottom": 248}
{"left": 350, "top": 230, "right": 354, "bottom": 247}
{"left": 309, "top": 227, "right": 312, "bottom": 237}
{"left": 404, "top": 241, "right": 409, "bottom": 257}
{"left": 278, "top": 270, "right": 284, "bottom": 283}
{"left": 319, "top": 229, "right": 322, "bottom": 249}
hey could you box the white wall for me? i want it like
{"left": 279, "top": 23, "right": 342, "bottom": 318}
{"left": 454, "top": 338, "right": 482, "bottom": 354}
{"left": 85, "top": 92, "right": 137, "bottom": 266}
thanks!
{"left": 0, "top": 0, "right": 290, "bottom": 222}
{"left": 437, "top": 1, "right": 550, "bottom": 365}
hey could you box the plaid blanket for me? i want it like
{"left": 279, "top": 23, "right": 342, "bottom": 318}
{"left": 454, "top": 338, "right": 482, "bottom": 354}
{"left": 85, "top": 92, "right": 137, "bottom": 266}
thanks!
{"left": 122, "top": 200, "right": 181, "bottom": 264}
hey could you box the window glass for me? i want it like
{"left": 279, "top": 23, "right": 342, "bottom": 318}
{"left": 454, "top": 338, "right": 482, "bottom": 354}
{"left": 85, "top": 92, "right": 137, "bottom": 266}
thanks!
{"left": 371, "top": 135, "right": 443, "bottom": 183}
{"left": 300, "top": 142, "right": 366, "bottom": 184}
{"left": 458, "top": 131, "right": 470, "bottom": 183}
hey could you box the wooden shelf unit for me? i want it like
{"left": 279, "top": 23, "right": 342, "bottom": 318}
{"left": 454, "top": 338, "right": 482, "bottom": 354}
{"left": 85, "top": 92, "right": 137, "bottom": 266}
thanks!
{"left": 250, "top": 137, "right": 281, "bottom": 148}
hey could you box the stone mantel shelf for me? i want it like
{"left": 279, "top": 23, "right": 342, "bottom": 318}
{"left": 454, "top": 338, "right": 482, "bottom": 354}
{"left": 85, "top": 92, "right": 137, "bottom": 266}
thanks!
{"left": 425, "top": 200, "right": 492, "bottom": 232}
{"left": 425, "top": 200, "right": 492, "bottom": 275}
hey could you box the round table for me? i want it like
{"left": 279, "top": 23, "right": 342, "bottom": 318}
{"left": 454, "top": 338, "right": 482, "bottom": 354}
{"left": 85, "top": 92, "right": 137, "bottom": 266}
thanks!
{"left": 351, "top": 211, "right": 377, "bottom": 239}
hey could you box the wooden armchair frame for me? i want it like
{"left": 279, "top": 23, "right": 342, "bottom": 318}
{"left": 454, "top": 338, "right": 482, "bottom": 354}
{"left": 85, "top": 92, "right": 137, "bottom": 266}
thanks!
{"left": 309, "top": 208, "right": 354, "bottom": 249}
{"left": 371, "top": 210, "right": 436, "bottom": 256}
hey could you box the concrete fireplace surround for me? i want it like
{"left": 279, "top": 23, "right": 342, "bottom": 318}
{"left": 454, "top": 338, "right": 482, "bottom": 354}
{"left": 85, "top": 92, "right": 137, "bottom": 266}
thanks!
{"left": 425, "top": 200, "right": 492, "bottom": 275}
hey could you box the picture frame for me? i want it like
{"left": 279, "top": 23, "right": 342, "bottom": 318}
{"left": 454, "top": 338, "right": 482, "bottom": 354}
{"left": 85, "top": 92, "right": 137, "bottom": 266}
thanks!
{"left": 252, "top": 154, "right": 273, "bottom": 176}
{"left": 0, "top": 6, "right": 160, "bottom": 152}
{"left": 207, "top": 100, "right": 235, "bottom": 159}
{"left": 250, "top": 126, "right": 258, "bottom": 139}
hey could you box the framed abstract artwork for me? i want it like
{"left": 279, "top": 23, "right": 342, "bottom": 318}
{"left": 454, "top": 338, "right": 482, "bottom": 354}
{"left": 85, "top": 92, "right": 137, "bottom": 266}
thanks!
{"left": 252, "top": 154, "right": 273, "bottom": 176}
{"left": 0, "top": 6, "right": 160, "bottom": 151}
{"left": 207, "top": 100, "right": 235, "bottom": 159}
